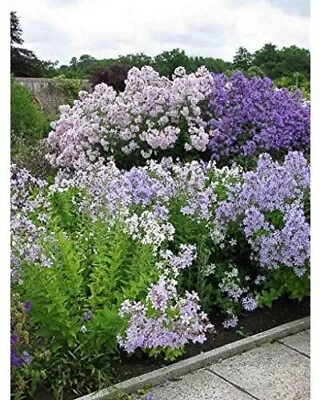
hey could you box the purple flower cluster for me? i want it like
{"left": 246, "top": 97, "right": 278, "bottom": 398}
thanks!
{"left": 11, "top": 335, "right": 32, "bottom": 368}
{"left": 49, "top": 158, "right": 226, "bottom": 252}
{"left": 208, "top": 71, "right": 310, "bottom": 161}
{"left": 10, "top": 165, "right": 52, "bottom": 280}
{"left": 214, "top": 152, "right": 310, "bottom": 273}
{"left": 118, "top": 275, "right": 213, "bottom": 353}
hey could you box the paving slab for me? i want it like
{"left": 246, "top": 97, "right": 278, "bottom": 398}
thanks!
{"left": 208, "top": 342, "right": 310, "bottom": 400}
{"left": 278, "top": 330, "right": 310, "bottom": 357}
{"left": 134, "top": 369, "right": 255, "bottom": 400}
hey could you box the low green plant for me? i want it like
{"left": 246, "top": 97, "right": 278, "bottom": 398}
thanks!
{"left": 11, "top": 77, "right": 50, "bottom": 146}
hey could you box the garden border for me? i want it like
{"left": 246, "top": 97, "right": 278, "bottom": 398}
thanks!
{"left": 76, "top": 316, "right": 310, "bottom": 400}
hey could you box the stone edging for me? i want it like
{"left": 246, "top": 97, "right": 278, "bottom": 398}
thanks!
{"left": 76, "top": 316, "right": 310, "bottom": 400}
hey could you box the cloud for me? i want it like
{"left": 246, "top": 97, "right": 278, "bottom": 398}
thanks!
{"left": 152, "top": 31, "right": 223, "bottom": 48}
{"left": 265, "top": 0, "right": 309, "bottom": 17}
{"left": 11, "top": 0, "right": 309, "bottom": 65}
{"left": 24, "top": 20, "right": 70, "bottom": 45}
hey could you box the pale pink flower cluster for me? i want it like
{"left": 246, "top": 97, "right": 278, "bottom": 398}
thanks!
{"left": 46, "top": 66, "right": 214, "bottom": 169}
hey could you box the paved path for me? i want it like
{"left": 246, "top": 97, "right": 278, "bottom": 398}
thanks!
{"left": 136, "top": 330, "right": 310, "bottom": 400}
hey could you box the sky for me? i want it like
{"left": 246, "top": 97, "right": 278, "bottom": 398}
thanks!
{"left": 11, "top": 0, "right": 310, "bottom": 66}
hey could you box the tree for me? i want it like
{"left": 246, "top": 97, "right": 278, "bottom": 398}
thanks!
{"left": 11, "top": 11, "right": 44, "bottom": 77}
{"left": 252, "top": 43, "right": 283, "bottom": 79}
{"left": 117, "top": 53, "right": 152, "bottom": 69}
{"left": 69, "top": 57, "right": 78, "bottom": 69}
{"left": 90, "top": 64, "right": 131, "bottom": 91}
{"left": 153, "top": 49, "right": 191, "bottom": 77}
{"left": 10, "top": 11, "right": 23, "bottom": 46}
{"left": 280, "top": 46, "right": 310, "bottom": 79}
{"left": 233, "top": 47, "right": 253, "bottom": 71}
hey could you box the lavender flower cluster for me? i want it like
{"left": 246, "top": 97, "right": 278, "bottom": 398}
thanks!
{"left": 49, "top": 157, "right": 237, "bottom": 253}
{"left": 214, "top": 151, "right": 310, "bottom": 274}
{"left": 118, "top": 246, "right": 214, "bottom": 354}
{"left": 10, "top": 165, "right": 53, "bottom": 280}
{"left": 208, "top": 71, "right": 310, "bottom": 161}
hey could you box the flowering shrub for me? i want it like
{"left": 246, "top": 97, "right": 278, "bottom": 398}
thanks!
{"left": 118, "top": 245, "right": 214, "bottom": 360}
{"left": 11, "top": 160, "right": 221, "bottom": 396}
{"left": 46, "top": 66, "right": 214, "bottom": 169}
{"left": 208, "top": 71, "right": 310, "bottom": 164}
{"left": 46, "top": 67, "right": 309, "bottom": 171}
{"left": 213, "top": 151, "right": 310, "bottom": 305}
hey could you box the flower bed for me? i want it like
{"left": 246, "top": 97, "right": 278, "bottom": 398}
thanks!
{"left": 11, "top": 66, "right": 310, "bottom": 400}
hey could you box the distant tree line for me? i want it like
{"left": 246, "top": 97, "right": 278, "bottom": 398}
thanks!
{"left": 11, "top": 11, "right": 310, "bottom": 93}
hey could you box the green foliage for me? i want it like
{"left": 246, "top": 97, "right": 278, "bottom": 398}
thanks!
{"left": 275, "top": 74, "right": 310, "bottom": 99}
{"left": 259, "top": 267, "right": 310, "bottom": 307}
{"left": 231, "top": 44, "right": 310, "bottom": 94}
{"left": 148, "top": 345, "right": 184, "bottom": 361}
{"left": 55, "top": 49, "right": 232, "bottom": 80}
{"left": 54, "top": 76, "right": 83, "bottom": 104}
{"left": 246, "top": 66, "right": 265, "bottom": 78}
{"left": 11, "top": 78, "right": 50, "bottom": 146}
{"left": 14, "top": 187, "right": 159, "bottom": 398}
{"left": 252, "top": 43, "right": 310, "bottom": 81}
{"left": 168, "top": 196, "right": 213, "bottom": 312}
{"left": 153, "top": 48, "right": 191, "bottom": 77}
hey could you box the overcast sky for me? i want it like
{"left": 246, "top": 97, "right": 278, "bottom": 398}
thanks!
{"left": 11, "top": 0, "right": 310, "bottom": 66}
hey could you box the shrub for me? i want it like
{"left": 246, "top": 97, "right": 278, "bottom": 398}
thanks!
{"left": 11, "top": 78, "right": 50, "bottom": 146}
{"left": 54, "top": 76, "right": 83, "bottom": 105}
{"left": 208, "top": 71, "right": 310, "bottom": 165}
{"left": 90, "top": 64, "right": 131, "bottom": 91}
{"left": 46, "top": 66, "right": 214, "bottom": 170}
{"left": 212, "top": 151, "right": 310, "bottom": 306}
{"left": 11, "top": 162, "right": 214, "bottom": 396}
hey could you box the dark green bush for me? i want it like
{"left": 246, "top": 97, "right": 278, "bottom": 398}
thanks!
{"left": 90, "top": 64, "right": 131, "bottom": 91}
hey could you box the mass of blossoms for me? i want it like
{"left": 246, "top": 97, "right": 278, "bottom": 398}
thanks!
{"left": 11, "top": 64, "right": 310, "bottom": 399}
{"left": 46, "top": 67, "right": 309, "bottom": 169}
{"left": 208, "top": 71, "right": 310, "bottom": 161}
{"left": 213, "top": 151, "right": 310, "bottom": 276}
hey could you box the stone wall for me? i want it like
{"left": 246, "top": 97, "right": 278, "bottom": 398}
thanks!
{"left": 16, "top": 78, "right": 90, "bottom": 115}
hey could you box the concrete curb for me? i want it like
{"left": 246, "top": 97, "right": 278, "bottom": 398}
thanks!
{"left": 76, "top": 317, "right": 310, "bottom": 400}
